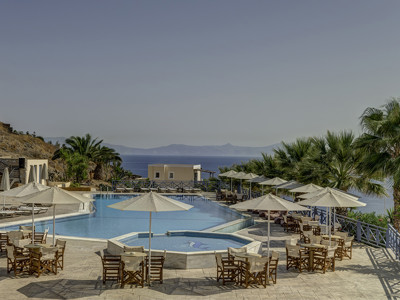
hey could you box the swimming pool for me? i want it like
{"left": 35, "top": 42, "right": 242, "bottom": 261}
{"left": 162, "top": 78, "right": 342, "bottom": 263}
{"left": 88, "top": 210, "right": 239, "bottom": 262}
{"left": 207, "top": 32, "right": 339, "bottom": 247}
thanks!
{"left": 1, "top": 194, "right": 245, "bottom": 239}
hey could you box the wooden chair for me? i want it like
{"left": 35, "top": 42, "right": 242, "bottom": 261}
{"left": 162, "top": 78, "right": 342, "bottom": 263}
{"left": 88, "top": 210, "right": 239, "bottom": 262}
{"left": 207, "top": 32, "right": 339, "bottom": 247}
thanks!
{"left": 100, "top": 250, "right": 121, "bottom": 284}
{"left": 34, "top": 229, "right": 48, "bottom": 244}
{"left": 146, "top": 250, "right": 166, "bottom": 283}
{"left": 241, "top": 256, "right": 270, "bottom": 288}
{"left": 312, "top": 246, "right": 336, "bottom": 273}
{"left": 268, "top": 251, "right": 279, "bottom": 284}
{"left": 286, "top": 245, "right": 309, "bottom": 273}
{"left": 6, "top": 245, "right": 30, "bottom": 276}
{"left": 7, "top": 231, "right": 24, "bottom": 246}
{"left": 120, "top": 256, "right": 145, "bottom": 288}
{"left": 0, "top": 232, "right": 8, "bottom": 252}
{"left": 283, "top": 215, "right": 296, "bottom": 233}
{"left": 309, "top": 235, "right": 322, "bottom": 245}
{"left": 342, "top": 236, "right": 354, "bottom": 260}
{"left": 30, "top": 247, "right": 58, "bottom": 277}
{"left": 55, "top": 239, "right": 66, "bottom": 270}
{"left": 215, "top": 252, "right": 240, "bottom": 285}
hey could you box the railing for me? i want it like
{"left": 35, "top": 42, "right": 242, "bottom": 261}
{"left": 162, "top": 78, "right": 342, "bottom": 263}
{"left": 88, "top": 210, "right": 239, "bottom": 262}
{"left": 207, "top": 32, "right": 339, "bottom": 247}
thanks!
{"left": 386, "top": 224, "right": 400, "bottom": 260}
{"left": 112, "top": 180, "right": 229, "bottom": 192}
{"left": 312, "top": 207, "right": 388, "bottom": 248}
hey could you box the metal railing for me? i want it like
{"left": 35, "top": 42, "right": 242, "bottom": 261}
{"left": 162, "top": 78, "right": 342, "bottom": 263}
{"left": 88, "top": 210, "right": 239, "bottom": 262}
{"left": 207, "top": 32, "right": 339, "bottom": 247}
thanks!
{"left": 386, "top": 224, "right": 400, "bottom": 260}
{"left": 112, "top": 180, "right": 229, "bottom": 192}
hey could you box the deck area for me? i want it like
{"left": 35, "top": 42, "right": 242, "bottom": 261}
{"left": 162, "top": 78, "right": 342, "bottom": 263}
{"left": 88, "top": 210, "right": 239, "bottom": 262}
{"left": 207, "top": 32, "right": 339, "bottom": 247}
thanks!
{"left": 1, "top": 220, "right": 399, "bottom": 299}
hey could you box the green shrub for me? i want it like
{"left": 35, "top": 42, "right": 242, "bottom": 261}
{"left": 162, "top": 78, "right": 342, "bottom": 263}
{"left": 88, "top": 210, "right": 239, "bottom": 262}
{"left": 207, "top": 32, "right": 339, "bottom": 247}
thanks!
{"left": 347, "top": 211, "right": 389, "bottom": 228}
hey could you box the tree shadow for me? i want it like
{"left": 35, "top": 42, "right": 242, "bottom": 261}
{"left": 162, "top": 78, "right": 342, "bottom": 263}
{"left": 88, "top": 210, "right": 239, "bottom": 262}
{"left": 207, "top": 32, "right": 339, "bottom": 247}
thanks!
{"left": 338, "top": 248, "right": 400, "bottom": 300}
{"left": 17, "top": 278, "right": 113, "bottom": 299}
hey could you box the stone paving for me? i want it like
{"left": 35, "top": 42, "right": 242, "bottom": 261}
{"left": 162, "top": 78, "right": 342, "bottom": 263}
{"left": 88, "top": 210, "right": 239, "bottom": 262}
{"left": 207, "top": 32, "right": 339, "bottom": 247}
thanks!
{"left": 1, "top": 221, "right": 400, "bottom": 299}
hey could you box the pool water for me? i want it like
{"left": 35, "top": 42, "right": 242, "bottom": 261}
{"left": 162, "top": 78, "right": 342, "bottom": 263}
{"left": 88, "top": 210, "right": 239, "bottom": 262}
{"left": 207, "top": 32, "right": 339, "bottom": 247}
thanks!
{"left": 121, "top": 232, "right": 248, "bottom": 252}
{"left": 1, "top": 194, "right": 244, "bottom": 239}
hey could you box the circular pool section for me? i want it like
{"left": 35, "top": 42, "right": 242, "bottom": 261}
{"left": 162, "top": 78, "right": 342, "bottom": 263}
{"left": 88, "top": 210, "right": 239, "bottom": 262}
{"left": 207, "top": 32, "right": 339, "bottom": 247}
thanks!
{"left": 121, "top": 231, "right": 249, "bottom": 252}
{"left": 107, "top": 231, "right": 262, "bottom": 269}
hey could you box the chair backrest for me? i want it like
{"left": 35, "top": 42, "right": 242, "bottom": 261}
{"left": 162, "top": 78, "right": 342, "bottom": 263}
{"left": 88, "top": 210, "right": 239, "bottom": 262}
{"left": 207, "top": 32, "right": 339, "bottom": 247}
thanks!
{"left": 314, "top": 215, "right": 320, "bottom": 221}
{"left": 56, "top": 239, "right": 66, "bottom": 250}
{"left": 299, "top": 222, "right": 304, "bottom": 231}
{"left": 19, "top": 225, "right": 33, "bottom": 231}
{"left": 309, "top": 236, "right": 322, "bottom": 244}
{"left": 123, "top": 246, "right": 145, "bottom": 253}
{"left": 122, "top": 256, "right": 143, "bottom": 272}
{"left": 327, "top": 246, "right": 337, "bottom": 258}
{"left": 334, "top": 231, "right": 348, "bottom": 239}
{"left": 270, "top": 251, "right": 279, "bottom": 260}
{"left": 8, "top": 231, "right": 23, "bottom": 241}
{"left": 248, "top": 256, "right": 269, "bottom": 273}
{"left": 228, "top": 247, "right": 247, "bottom": 256}
{"left": 215, "top": 252, "right": 222, "bottom": 267}
{"left": 41, "top": 247, "right": 58, "bottom": 260}
{"left": 6, "top": 245, "right": 15, "bottom": 260}
{"left": 286, "top": 238, "right": 298, "bottom": 247}
{"left": 321, "top": 239, "right": 337, "bottom": 247}
{"left": 286, "top": 245, "right": 300, "bottom": 257}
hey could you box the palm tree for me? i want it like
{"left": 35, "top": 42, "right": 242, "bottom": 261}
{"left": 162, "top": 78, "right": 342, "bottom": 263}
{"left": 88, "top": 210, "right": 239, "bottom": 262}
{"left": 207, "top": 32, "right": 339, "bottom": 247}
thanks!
{"left": 93, "top": 146, "right": 122, "bottom": 180}
{"left": 355, "top": 98, "right": 400, "bottom": 230}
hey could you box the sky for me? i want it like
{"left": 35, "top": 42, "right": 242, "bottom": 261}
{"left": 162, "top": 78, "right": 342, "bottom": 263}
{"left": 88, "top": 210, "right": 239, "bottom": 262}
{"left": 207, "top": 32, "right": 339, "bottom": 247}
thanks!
{"left": 1, "top": 1, "right": 400, "bottom": 148}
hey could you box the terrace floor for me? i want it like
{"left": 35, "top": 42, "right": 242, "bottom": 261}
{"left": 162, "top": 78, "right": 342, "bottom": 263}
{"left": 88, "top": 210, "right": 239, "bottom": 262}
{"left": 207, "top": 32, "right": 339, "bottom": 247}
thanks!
{"left": 1, "top": 220, "right": 399, "bottom": 300}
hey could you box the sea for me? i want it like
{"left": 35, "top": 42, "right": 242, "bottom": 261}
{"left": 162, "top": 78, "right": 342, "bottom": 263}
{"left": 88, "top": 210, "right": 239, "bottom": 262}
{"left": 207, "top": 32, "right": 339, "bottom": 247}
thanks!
{"left": 121, "top": 155, "right": 393, "bottom": 215}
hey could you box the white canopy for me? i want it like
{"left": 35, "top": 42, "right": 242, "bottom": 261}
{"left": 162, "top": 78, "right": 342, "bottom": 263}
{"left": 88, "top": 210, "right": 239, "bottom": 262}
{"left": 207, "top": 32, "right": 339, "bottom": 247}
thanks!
{"left": 298, "top": 187, "right": 359, "bottom": 201}
{"left": 19, "top": 186, "right": 92, "bottom": 245}
{"left": 289, "top": 183, "right": 323, "bottom": 194}
{"left": 259, "top": 177, "right": 287, "bottom": 186}
{"left": 0, "top": 182, "right": 50, "bottom": 198}
{"left": 297, "top": 189, "right": 365, "bottom": 208}
{"left": 218, "top": 170, "right": 238, "bottom": 178}
{"left": 108, "top": 192, "right": 193, "bottom": 285}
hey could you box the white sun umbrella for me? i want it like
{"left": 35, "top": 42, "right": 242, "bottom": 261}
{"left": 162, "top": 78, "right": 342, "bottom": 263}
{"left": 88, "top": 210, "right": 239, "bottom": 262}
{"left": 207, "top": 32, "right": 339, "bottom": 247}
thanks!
{"left": 230, "top": 171, "right": 247, "bottom": 193}
{"left": 108, "top": 192, "right": 193, "bottom": 285}
{"left": 297, "top": 189, "right": 365, "bottom": 245}
{"left": 231, "top": 193, "right": 309, "bottom": 282}
{"left": 218, "top": 170, "right": 238, "bottom": 191}
{"left": 41, "top": 164, "right": 49, "bottom": 184}
{"left": 289, "top": 183, "right": 323, "bottom": 194}
{"left": 1, "top": 167, "right": 10, "bottom": 208}
{"left": 19, "top": 186, "right": 92, "bottom": 245}
{"left": 28, "top": 165, "right": 37, "bottom": 183}
{"left": 237, "top": 173, "right": 258, "bottom": 199}
{"left": 259, "top": 177, "right": 287, "bottom": 195}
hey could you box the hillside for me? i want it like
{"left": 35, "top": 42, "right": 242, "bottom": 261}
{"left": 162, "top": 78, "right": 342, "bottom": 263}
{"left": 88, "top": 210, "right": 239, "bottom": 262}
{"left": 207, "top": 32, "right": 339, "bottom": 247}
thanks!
{"left": 0, "top": 122, "right": 65, "bottom": 179}
{"left": 46, "top": 137, "right": 277, "bottom": 157}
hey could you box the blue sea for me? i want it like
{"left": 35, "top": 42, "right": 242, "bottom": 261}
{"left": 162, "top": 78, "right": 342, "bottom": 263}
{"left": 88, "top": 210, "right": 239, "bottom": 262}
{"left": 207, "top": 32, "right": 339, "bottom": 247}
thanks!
{"left": 121, "top": 155, "right": 393, "bottom": 215}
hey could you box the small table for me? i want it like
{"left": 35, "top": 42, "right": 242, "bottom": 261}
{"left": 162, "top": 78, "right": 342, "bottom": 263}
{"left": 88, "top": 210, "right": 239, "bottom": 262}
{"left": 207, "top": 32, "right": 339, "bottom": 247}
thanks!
{"left": 25, "top": 243, "right": 54, "bottom": 250}
{"left": 120, "top": 251, "right": 147, "bottom": 258}
{"left": 300, "top": 243, "right": 327, "bottom": 271}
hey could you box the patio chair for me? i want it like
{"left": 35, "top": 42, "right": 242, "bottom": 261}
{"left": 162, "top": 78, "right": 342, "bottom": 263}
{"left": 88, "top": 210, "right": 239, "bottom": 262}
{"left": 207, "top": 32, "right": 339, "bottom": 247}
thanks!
{"left": 30, "top": 247, "right": 58, "bottom": 277}
{"left": 227, "top": 246, "right": 247, "bottom": 260}
{"left": 34, "top": 228, "right": 48, "bottom": 244}
{"left": 268, "top": 251, "right": 279, "bottom": 284}
{"left": 241, "top": 256, "right": 270, "bottom": 288}
{"left": 309, "top": 235, "right": 322, "bottom": 245}
{"left": 283, "top": 215, "right": 297, "bottom": 233}
{"left": 146, "top": 250, "right": 166, "bottom": 283}
{"left": 312, "top": 246, "right": 336, "bottom": 273}
{"left": 55, "top": 239, "right": 66, "bottom": 270}
{"left": 6, "top": 245, "right": 30, "bottom": 276}
{"left": 312, "top": 226, "right": 321, "bottom": 236}
{"left": 124, "top": 245, "right": 145, "bottom": 253}
{"left": 342, "top": 235, "right": 354, "bottom": 260}
{"left": 120, "top": 256, "right": 145, "bottom": 288}
{"left": 0, "top": 232, "right": 7, "bottom": 252}
{"left": 100, "top": 250, "right": 122, "bottom": 284}
{"left": 215, "top": 252, "right": 240, "bottom": 285}
{"left": 286, "top": 245, "right": 309, "bottom": 273}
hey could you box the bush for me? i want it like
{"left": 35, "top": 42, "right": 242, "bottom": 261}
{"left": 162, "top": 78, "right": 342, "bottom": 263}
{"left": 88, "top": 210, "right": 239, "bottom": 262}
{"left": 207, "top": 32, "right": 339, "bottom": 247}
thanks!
{"left": 347, "top": 211, "right": 389, "bottom": 228}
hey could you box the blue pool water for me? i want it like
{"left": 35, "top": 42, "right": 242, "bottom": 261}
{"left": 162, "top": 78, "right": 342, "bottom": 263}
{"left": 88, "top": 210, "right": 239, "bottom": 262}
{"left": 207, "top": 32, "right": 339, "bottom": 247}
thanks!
{"left": 1, "top": 194, "right": 244, "bottom": 239}
{"left": 121, "top": 232, "right": 248, "bottom": 252}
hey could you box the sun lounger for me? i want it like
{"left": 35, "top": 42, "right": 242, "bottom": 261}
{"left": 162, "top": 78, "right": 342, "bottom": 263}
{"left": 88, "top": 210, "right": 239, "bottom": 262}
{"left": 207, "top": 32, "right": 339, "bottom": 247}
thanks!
{"left": 116, "top": 188, "right": 125, "bottom": 193}
{"left": 158, "top": 188, "right": 167, "bottom": 193}
{"left": 0, "top": 210, "right": 17, "bottom": 218}
{"left": 125, "top": 188, "right": 134, "bottom": 193}
{"left": 140, "top": 188, "right": 150, "bottom": 192}
{"left": 150, "top": 188, "right": 158, "bottom": 192}
{"left": 183, "top": 188, "right": 191, "bottom": 193}
{"left": 167, "top": 188, "right": 177, "bottom": 193}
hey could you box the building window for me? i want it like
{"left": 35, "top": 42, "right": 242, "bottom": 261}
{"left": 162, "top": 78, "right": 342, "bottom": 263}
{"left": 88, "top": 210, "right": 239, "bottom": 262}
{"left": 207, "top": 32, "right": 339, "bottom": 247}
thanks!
{"left": 169, "top": 172, "right": 174, "bottom": 179}
{"left": 155, "top": 172, "right": 160, "bottom": 179}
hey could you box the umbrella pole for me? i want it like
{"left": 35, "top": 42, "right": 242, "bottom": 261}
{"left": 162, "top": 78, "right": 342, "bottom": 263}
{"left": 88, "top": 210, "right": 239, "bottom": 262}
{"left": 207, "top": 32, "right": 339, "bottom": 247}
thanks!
{"left": 148, "top": 211, "right": 152, "bottom": 286}
{"left": 250, "top": 182, "right": 252, "bottom": 199}
{"left": 329, "top": 207, "right": 332, "bottom": 247}
{"left": 32, "top": 205, "right": 35, "bottom": 244}
{"left": 262, "top": 186, "right": 264, "bottom": 196}
{"left": 325, "top": 207, "right": 329, "bottom": 235}
{"left": 53, "top": 205, "right": 56, "bottom": 246}
{"left": 267, "top": 209, "right": 270, "bottom": 285}
{"left": 230, "top": 178, "right": 232, "bottom": 192}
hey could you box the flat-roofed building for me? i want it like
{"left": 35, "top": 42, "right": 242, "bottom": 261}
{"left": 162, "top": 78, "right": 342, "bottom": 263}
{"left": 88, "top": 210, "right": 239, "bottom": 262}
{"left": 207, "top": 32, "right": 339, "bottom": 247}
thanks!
{"left": 148, "top": 164, "right": 201, "bottom": 181}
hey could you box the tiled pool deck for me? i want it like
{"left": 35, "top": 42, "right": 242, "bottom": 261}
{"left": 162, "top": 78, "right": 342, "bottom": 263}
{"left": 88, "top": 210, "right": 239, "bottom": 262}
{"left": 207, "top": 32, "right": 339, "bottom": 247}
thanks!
{"left": 1, "top": 220, "right": 399, "bottom": 299}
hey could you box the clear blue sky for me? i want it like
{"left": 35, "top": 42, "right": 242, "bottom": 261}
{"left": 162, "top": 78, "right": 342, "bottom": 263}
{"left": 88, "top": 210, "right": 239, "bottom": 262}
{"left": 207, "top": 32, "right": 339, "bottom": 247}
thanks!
{"left": 1, "top": 1, "right": 400, "bottom": 148}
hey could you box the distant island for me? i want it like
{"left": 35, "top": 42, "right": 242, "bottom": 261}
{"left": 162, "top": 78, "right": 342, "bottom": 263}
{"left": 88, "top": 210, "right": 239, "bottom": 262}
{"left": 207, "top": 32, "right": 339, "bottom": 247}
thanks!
{"left": 45, "top": 137, "right": 278, "bottom": 157}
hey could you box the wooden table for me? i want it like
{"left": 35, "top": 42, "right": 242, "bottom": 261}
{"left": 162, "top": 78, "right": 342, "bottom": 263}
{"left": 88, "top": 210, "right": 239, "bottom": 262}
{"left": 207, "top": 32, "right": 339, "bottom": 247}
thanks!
{"left": 300, "top": 243, "right": 327, "bottom": 271}
{"left": 120, "top": 251, "right": 147, "bottom": 258}
{"left": 25, "top": 243, "right": 54, "bottom": 250}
